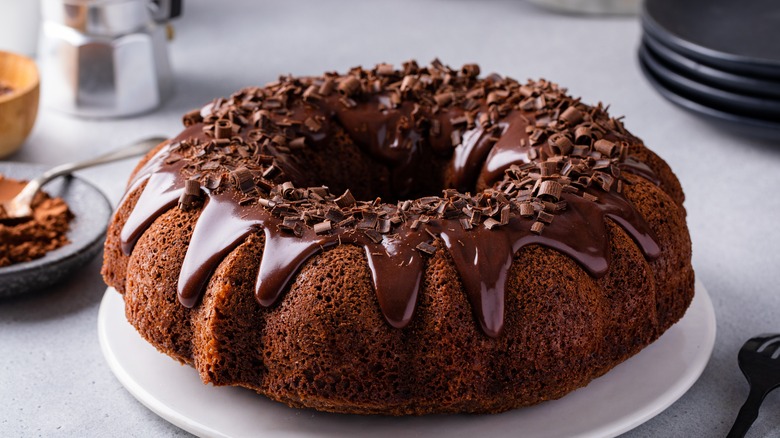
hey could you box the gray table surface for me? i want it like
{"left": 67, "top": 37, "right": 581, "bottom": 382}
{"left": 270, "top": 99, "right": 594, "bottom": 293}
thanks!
{"left": 2, "top": 1, "right": 780, "bottom": 436}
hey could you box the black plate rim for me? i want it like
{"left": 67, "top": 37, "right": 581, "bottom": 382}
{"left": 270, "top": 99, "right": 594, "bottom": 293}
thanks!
{"left": 639, "top": 44, "right": 780, "bottom": 118}
{"left": 0, "top": 163, "right": 112, "bottom": 296}
{"left": 641, "top": 4, "right": 780, "bottom": 79}
{"left": 642, "top": 33, "right": 780, "bottom": 99}
{"left": 638, "top": 53, "right": 780, "bottom": 138}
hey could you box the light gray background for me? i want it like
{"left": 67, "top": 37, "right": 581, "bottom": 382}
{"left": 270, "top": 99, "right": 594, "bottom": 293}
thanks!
{"left": 2, "top": 1, "right": 779, "bottom": 436}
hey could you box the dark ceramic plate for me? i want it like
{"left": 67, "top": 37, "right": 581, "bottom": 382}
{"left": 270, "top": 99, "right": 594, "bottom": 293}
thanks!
{"left": 639, "top": 44, "right": 780, "bottom": 119}
{"left": 0, "top": 162, "right": 112, "bottom": 297}
{"left": 642, "top": 0, "right": 780, "bottom": 79}
{"left": 642, "top": 34, "right": 780, "bottom": 99}
{"left": 638, "top": 51, "right": 780, "bottom": 141}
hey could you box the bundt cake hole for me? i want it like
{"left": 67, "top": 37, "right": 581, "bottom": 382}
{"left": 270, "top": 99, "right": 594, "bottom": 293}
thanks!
{"left": 274, "top": 124, "right": 477, "bottom": 203}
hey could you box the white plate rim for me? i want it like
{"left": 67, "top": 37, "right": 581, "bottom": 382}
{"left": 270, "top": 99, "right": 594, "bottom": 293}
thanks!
{"left": 99, "top": 279, "right": 716, "bottom": 438}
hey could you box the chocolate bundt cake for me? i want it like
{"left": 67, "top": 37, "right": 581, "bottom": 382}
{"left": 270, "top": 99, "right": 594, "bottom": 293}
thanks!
{"left": 102, "top": 60, "right": 693, "bottom": 415}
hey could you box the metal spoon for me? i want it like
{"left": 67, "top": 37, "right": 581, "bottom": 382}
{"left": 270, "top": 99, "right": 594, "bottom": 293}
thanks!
{"left": 727, "top": 334, "right": 780, "bottom": 438}
{"left": 1, "top": 136, "right": 166, "bottom": 219}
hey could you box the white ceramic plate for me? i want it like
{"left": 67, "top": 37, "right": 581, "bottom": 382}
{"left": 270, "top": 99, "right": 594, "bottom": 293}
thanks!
{"left": 98, "top": 280, "right": 716, "bottom": 438}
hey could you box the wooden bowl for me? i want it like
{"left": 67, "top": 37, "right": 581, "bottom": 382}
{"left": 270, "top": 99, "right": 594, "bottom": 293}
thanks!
{"left": 0, "top": 51, "right": 39, "bottom": 158}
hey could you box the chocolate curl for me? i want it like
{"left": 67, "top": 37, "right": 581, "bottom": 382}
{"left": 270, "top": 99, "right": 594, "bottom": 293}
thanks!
{"left": 540, "top": 161, "right": 558, "bottom": 177}
{"left": 337, "top": 75, "right": 361, "bottom": 97}
{"left": 594, "top": 139, "right": 617, "bottom": 157}
{"left": 376, "top": 63, "right": 395, "bottom": 76}
{"left": 232, "top": 167, "right": 256, "bottom": 194}
{"left": 486, "top": 92, "right": 501, "bottom": 106}
{"left": 182, "top": 109, "right": 203, "bottom": 127}
{"left": 548, "top": 134, "right": 573, "bottom": 155}
{"left": 574, "top": 126, "right": 593, "bottom": 145}
{"left": 560, "top": 106, "right": 584, "bottom": 125}
{"left": 289, "top": 137, "right": 307, "bottom": 150}
{"left": 319, "top": 78, "right": 335, "bottom": 96}
{"left": 519, "top": 203, "right": 535, "bottom": 217}
{"left": 303, "top": 85, "right": 320, "bottom": 101}
{"left": 215, "top": 119, "right": 233, "bottom": 139}
{"left": 537, "top": 180, "right": 563, "bottom": 201}
{"left": 460, "top": 63, "right": 480, "bottom": 78}
{"left": 280, "top": 181, "right": 296, "bottom": 199}
{"left": 434, "top": 92, "right": 454, "bottom": 107}
{"left": 400, "top": 75, "right": 417, "bottom": 93}
{"left": 619, "top": 141, "right": 630, "bottom": 161}
{"left": 313, "top": 220, "right": 332, "bottom": 235}
{"left": 335, "top": 189, "right": 356, "bottom": 208}
{"left": 178, "top": 180, "right": 203, "bottom": 211}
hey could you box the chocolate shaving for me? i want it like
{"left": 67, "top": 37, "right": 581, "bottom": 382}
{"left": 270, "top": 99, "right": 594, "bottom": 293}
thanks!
{"left": 319, "top": 78, "right": 335, "bottom": 96}
{"left": 376, "top": 63, "right": 394, "bottom": 76}
{"left": 314, "top": 220, "right": 332, "bottom": 235}
{"left": 232, "top": 167, "right": 255, "bottom": 193}
{"left": 537, "top": 210, "right": 554, "bottom": 224}
{"left": 548, "top": 134, "right": 573, "bottom": 155}
{"left": 304, "top": 117, "right": 322, "bottom": 132}
{"left": 400, "top": 76, "right": 417, "bottom": 92}
{"left": 215, "top": 120, "right": 233, "bottom": 139}
{"left": 461, "top": 64, "right": 480, "bottom": 77}
{"left": 537, "top": 180, "right": 563, "bottom": 200}
{"left": 364, "top": 229, "right": 384, "bottom": 244}
{"left": 178, "top": 179, "right": 203, "bottom": 211}
{"left": 338, "top": 75, "right": 361, "bottom": 97}
{"left": 582, "top": 192, "right": 599, "bottom": 202}
{"left": 289, "top": 137, "right": 307, "bottom": 150}
{"left": 415, "top": 241, "right": 437, "bottom": 255}
{"left": 484, "top": 218, "right": 500, "bottom": 230}
{"left": 183, "top": 109, "right": 203, "bottom": 127}
{"left": 594, "top": 139, "right": 616, "bottom": 157}
{"left": 303, "top": 85, "right": 320, "bottom": 101}
{"left": 434, "top": 92, "right": 453, "bottom": 106}
{"left": 335, "top": 189, "right": 356, "bottom": 208}
{"left": 560, "top": 106, "right": 583, "bottom": 125}
{"left": 519, "top": 203, "right": 534, "bottom": 217}
{"left": 164, "top": 61, "right": 650, "bottom": 245}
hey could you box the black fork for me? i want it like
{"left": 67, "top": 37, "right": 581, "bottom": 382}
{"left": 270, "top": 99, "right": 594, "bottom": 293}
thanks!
{"left": 727, "top": 334, "right": 780, "bottom": 438}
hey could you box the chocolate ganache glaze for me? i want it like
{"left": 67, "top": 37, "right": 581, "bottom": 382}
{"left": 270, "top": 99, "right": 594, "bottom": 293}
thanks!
{"left": 117, "top": 60, "right": 660, "bottom": 337}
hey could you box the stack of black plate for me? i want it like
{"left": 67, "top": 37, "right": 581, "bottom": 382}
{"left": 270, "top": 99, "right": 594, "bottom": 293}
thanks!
{"left": 639, "top": 0, "right": 780, "bottom": 139}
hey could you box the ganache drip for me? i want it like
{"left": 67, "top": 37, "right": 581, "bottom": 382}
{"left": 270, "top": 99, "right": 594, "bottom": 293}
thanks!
{"left": 118, "top": 61, "right": 662, "bottom": 338}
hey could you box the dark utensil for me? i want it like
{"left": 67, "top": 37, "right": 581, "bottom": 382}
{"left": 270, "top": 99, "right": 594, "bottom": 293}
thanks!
{"left": 638, "top": 44, "right": 780, "bottom": 119}
{"left": 727, "top": 335, "right": 780, "bottom": 438}
{"left": 637, "top": 51, "right": 780, "bottom": 141}
{"left": 642, "top": 0, "right": 780, "bottom": 78}
{"left": 642, "top": 33, "right": 780, "bottom": 100}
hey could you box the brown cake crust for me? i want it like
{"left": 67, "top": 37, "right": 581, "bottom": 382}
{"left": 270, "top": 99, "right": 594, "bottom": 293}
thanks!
{"left": 101, "top": 61, "right": 693, "bottom": 415}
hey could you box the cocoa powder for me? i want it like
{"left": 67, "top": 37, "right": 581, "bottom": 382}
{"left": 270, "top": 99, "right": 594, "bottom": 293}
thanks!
{"left": 0, "top": 175, "right": 74, "bottom": 267}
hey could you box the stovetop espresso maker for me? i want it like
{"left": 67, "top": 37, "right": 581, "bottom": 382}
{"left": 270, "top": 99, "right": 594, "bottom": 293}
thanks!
{"left": 39, "top": 0, "right": 182, "bottom": 118}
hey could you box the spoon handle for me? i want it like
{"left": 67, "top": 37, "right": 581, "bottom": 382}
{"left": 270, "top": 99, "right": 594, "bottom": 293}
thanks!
{"left": 727, "top": 386, "right": 767, "bottom": 438}
{"left": 33, "top": 137, "right": 167, "bottom": 188}
{"left": 12, "top": 137, "right": 167, "bottom": 214}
